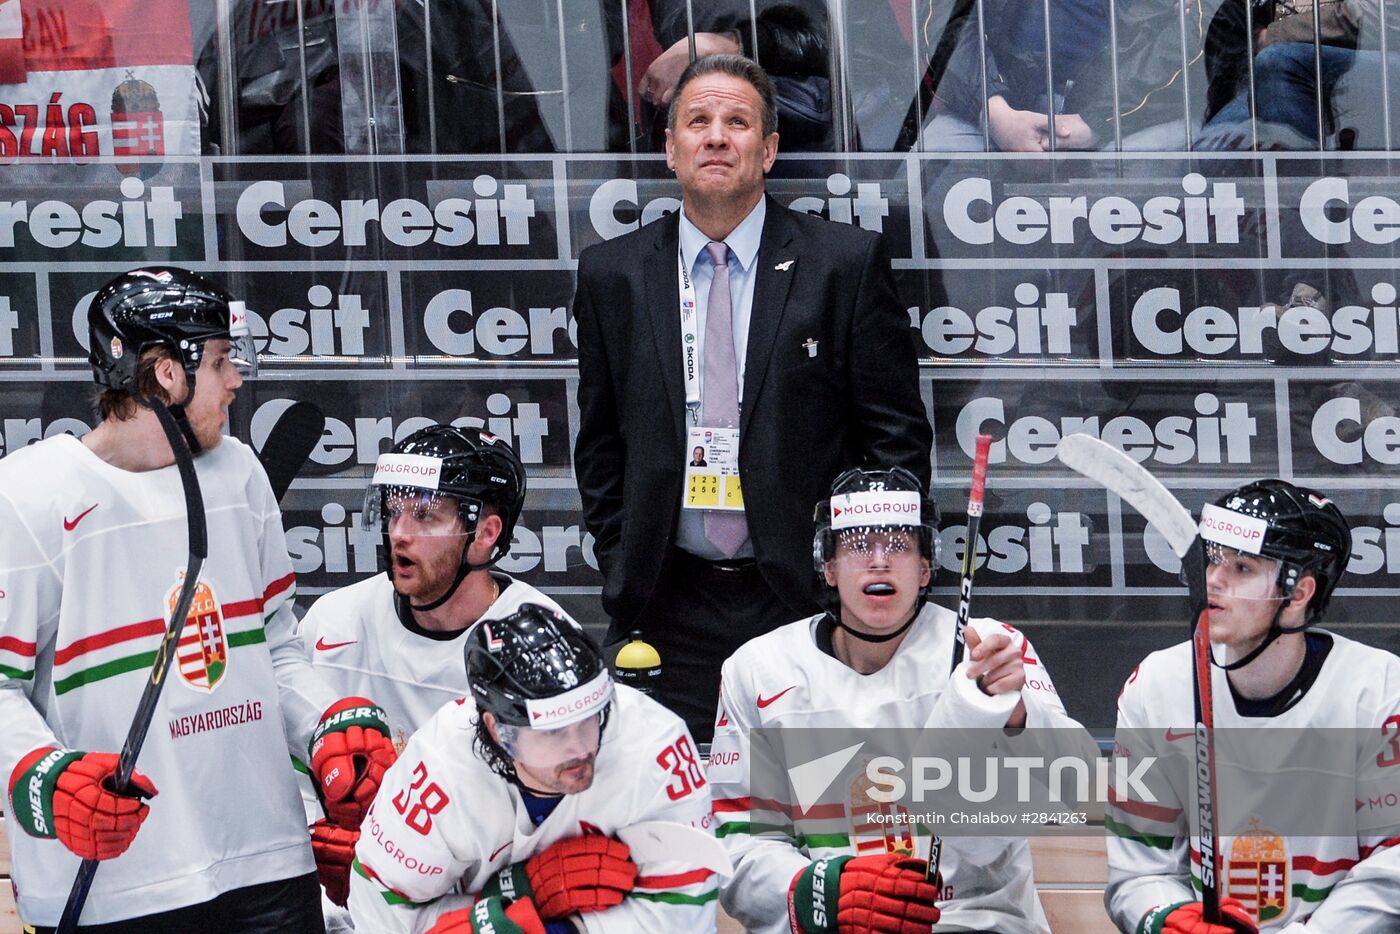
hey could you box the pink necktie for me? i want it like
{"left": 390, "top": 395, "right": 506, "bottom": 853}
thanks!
{"left": 702, "top": 241, "right": 750, "bottom": 558}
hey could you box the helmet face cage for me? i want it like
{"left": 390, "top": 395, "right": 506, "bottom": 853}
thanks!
{"left": 465, "top": 604, "right": 611, "bottom": 730}
{"left": 88, "top": 267, "right": 258, "bottom": 394}
{"left": 812, "top": 467, "right": 940, "bottom": 598}
{"left": 1200, "top": 480, "right": 1351, "bottom": 622}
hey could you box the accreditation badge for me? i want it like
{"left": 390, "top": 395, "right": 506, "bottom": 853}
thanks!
{"left": 684, "top": 426, "right": 744, "bottom": 511}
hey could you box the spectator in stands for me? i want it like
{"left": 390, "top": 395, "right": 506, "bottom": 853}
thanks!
{"left": 1199, "top": 0, "right": 1400, "bottom": 149}
{"left": 923, "top": 0, "right": 1207, "bottom": 151}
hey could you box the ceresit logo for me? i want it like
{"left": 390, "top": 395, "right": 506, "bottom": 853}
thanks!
{"left": 830, "top": 491, "right": 921, "bottom": 529}
{"left": 524, "top": 670, "right": 612, "bottom": 728}
{"left": 0, "top": 177, "right": 183, "bottom": 250}
{"left": 1300, "top": 177, "right": 1400, "bottom": 245}
{"left": 234, "top": 176, "right": 535, "bottom": 249}
{"left": 372, "top": 453, "right": 442, "bottom": 489}
{"left": 1130, "top": 283, "right": 1400, "bottom": 357}
{"left": 941, "top": 173, "right": 1246, "bottom": 248}
{"left": 1199, "top": 504, "right": 1267, "bottom": 554}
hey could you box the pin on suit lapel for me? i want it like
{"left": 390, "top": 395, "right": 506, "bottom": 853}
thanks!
{"left": 740, "top": 199, "right": 797, "bottom": 438}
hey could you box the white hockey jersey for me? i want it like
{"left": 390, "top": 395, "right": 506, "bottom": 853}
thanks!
{"left": 347, "top": 685, "right": 719, "bottom": 933}
{"left": 1106, "top": 632, "right": 1400, "bottom": 933}
{"left": 712, "top": 604, "right": 1096, "bottom": 934}
{"left": 0, "top": 434, "right": 337, "bottom": 925}
{"left": 296, "top": 573, "right": 564, "bottom": 775}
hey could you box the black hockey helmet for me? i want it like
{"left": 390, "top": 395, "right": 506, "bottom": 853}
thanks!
{"left": 88, "top": 266, "right": 256, "bottom": 393}
{"left": 1200, "top": 479, "right": 1351, "bottom": 623}
{"left": 812, "top": 467, "right": 940, "bottom": 633}
{"left": 466, "top": 604, "right": 612, "bottom": 729}
{"left": 814, "top": 467, "right": 940, "bottom": 573}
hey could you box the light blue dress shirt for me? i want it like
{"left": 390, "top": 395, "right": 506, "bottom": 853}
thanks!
{"left": 674, "top": 197, "right": 766, "bottom": 560}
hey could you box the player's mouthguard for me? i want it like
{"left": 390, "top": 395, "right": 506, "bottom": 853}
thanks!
{"left": 863, "top": 582, "right": 896, "bottom": 596}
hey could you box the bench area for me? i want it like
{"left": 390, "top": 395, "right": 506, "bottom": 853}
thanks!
{"left": 0, "top": 820, "right": 1114, "bottom": 933}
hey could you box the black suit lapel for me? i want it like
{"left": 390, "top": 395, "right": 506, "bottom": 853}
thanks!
{"left": 644, "top": 212, "right": 686, "bottom": 442}
{"left": 741, "top": 197, "right": 798, "bottom": 438}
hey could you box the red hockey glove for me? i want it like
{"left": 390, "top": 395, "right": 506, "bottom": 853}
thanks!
{"left": 7, "top": 747, "right": 157, "bottom": 861}
{"left": 788, "top": 854, "right": 941, "bottom": 934}
{"left": 427, "top": 895, "right": 546, "bottom": 934}
{"left": 310, "top": 696, "right": 396, "bottom": 827}
{"left": 483, "top": 834, "right": 637, "bottom": 920}
{"left": 1139, "top": 898, "right": 1258, "bottom": 934}
{"left": 310, "top": 819, "right": 358, "bottom": 907}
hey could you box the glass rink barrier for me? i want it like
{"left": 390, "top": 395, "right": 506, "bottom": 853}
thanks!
{"left": 3, "top": 2, "right": 1400, "bottom": 931}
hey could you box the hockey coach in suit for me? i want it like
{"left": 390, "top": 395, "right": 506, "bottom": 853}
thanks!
{"left": 573, "top": 53, "right": 931, "bottom": 742}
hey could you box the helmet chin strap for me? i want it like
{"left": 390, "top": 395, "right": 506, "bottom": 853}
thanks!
{"left": 1212, "top": 597, "right": 1307, "bottom": 672}
{"left": 831, "top": 600, "right": 923, "bottom": 644}
{"left": 401, "top": 527, "right": 509, "bottom": 614}
{"left": 139, "top": 373, "right": 202, "bottom": 455}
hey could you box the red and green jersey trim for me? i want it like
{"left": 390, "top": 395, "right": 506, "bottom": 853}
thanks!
{"left": 0, "top": 635, "right": 39, "bottom": 681}
{"left": 631, "top": 867, "right": 719, "bottom": 905}
{"left": 48, "top": 576, "right": 292, "bottom": 696}
{"left": 352, "top": 855, "right": 423, "bottom": 907}
{"left": 1105, "top": 814, "right": 1176, "bottom": 851}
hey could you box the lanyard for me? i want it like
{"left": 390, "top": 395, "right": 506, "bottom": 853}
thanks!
{"left": 678, "top": 249, "right": 702, "bottom": 420}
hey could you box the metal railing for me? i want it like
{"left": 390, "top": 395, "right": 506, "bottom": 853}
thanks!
{"left": 206, "top": 0, "right": 1400, "bottom": 156}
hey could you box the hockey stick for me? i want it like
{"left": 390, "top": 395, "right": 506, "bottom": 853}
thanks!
{"left": 1054, "top": 433, "right": 1223, "bottom": 923}
{"left": 928, "top": 432, "right": 993, "bottom": 889}
{"left": 58, "top": 402, "right": 209, "bottom": 934}
{"left": 617, "top": 821, "right": 733, "bottom": 878}
{"left": 257, "top": 400, "right": 325, "bottom": 503}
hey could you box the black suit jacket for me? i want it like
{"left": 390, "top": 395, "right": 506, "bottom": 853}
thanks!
{"left": 573, "top": 197, "right": 932, "bottom": 640}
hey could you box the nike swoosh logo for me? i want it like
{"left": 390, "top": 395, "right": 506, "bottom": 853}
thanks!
{"left": 1165, "top": 729, "right": 1195, "bottom": 742}
{"left": 315, "top": 637, "right": 357, "bottom": 652}
{"left": 489, "top": 841, "right": 511, "bottom": 862}
{"left": 63, "top": 503, "right": 98, "bottom": 531}
{"left": 757, "top": 685, "right": 797, "bottom": 709}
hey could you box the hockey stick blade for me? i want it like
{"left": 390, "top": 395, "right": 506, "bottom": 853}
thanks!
{"left": 1054, "top": 434, "right": 1196, "bottom": 559}
{"left": 257, "top": 400, "right": 325, "bottom": 503}
{"left": 617, "top": 821, "right": 733, "bottom": 878}
{"left": 1055, "top": 432, "right": 1223, "bottom": 922}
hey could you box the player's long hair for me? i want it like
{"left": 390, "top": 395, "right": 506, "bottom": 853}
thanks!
{"left": 472, "top": 715, "right": 520, "bottom": 783}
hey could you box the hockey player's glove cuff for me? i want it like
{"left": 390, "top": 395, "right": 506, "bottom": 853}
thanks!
{"left": 788, "top": 853, "right": 940, "bottom": 934}
{"left": 483, "top": 835, "right": 637, "bottom": 920}
{"left": 1138, "top": 898, "right": 1258, "bottom": 934}
{"left": 310, "top": 696, "right": 397, "bottom": 827}
{"left": 310, "top": 819, "right": 358, "bottom": 907}
{"left": 427, "top": 895, "right": 546, "bottom": 934}
{"left": 8, "top": 746, "right": 157, "bottom": 860}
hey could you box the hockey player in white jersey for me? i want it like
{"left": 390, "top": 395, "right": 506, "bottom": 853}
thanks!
{"left": 299, "top": 424, "right": 565, "bottom": 909}
{"left": 347, "top": 603, "right": 719, "bottom": 933}
{"left": 1107, "top": 480, "right": 1400, "bottom": 933}
{"left": 713, "top": 467, "right": 1093, "bottom": 934}
{"left": 0, "top": 268, "right": 395, "bottom": 931}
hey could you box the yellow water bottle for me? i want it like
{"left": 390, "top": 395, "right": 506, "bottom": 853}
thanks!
{"left": 613, "top": 630, "right": 661, "bottom": 694}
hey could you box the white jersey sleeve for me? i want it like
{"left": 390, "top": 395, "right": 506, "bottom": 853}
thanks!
{"left": 1286, "top": 655, "right": 1400, "bottom": 932}
{"left": 0, "top": 483, "right": 67, "bottom": 779}
{"left": 575, "top": 716, "right": 717, "bottom": 934}
{"left": 711, "top": 660, "right": 811, "bottom": 934}
{"left": 1104, "top": 653, "right": 1195, "bottom": 933}
{"left": 246, "top": 460, "right": 337, "bottom": 761}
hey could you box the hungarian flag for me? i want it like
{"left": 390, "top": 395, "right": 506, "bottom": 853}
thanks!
{"left": 1, "top": 0, "right": 198, "bottom": 170}
{"left": 0, "top": 0, "right": 21, "bottom": 84}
